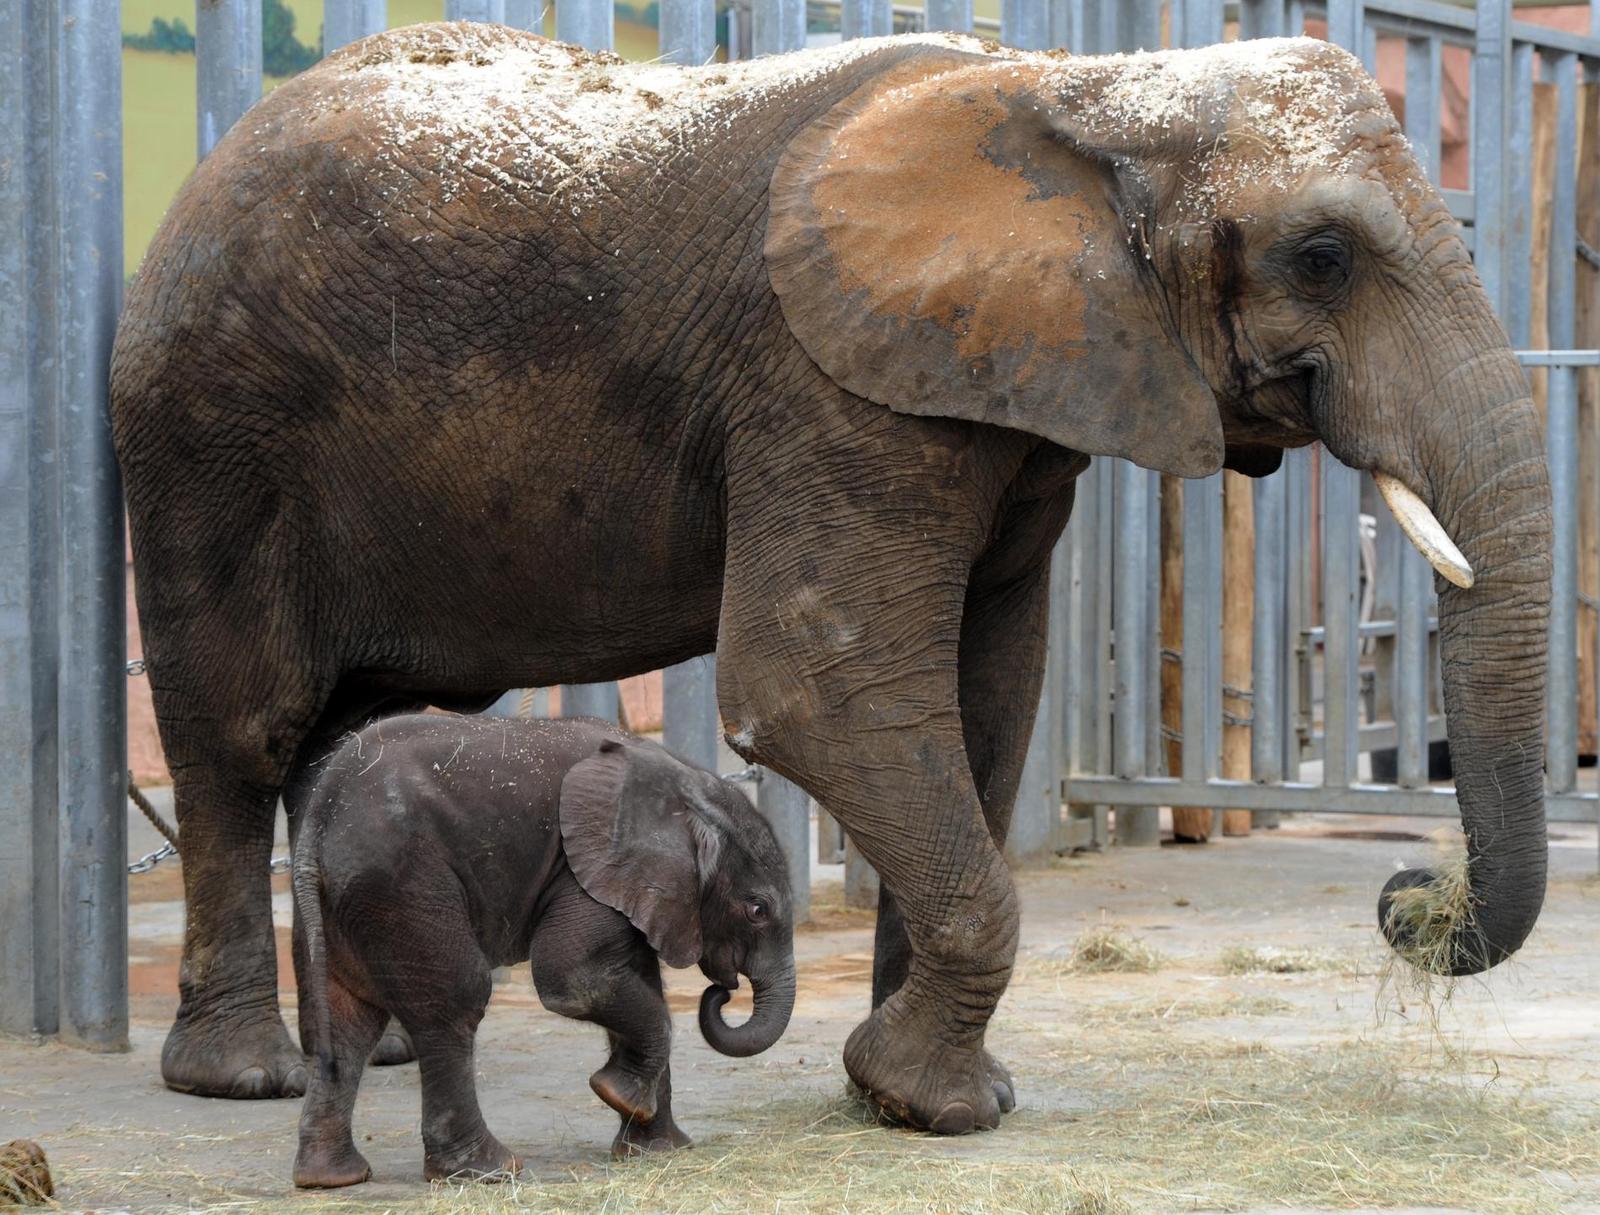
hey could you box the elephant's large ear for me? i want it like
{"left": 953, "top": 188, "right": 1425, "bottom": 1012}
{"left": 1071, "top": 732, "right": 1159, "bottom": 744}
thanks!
{"left": 765, "top": 62, "right": 1224, "bottom": 477}
{"left": 558, "top": 738, "right": 714, "bottom": 968}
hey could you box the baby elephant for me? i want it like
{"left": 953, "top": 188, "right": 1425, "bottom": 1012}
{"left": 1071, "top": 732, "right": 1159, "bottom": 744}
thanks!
{"left": 287, "top": 714, "right": 796, "bottom": 1188}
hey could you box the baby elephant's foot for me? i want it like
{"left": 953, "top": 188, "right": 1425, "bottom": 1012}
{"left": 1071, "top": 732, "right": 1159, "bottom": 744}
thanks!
{"left": 612, "top": 1113, "right": 693, "bottom": 1158}
{"left": 294, "top": 1141, "right": 372, "bottom": 1189}
{"left": 422, "top": 1134, "right": 522, "bottom": 1183}
{"left": 589, "top": 1064, "right": 658, "bottom": 1124}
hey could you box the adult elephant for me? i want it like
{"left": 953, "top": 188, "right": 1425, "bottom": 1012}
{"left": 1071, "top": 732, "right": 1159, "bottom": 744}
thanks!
{"left": 110, "top": 25, "right": 1551, "bottom": 1131}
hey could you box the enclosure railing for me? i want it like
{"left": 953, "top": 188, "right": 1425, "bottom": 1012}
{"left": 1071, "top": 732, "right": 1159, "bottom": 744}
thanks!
{"left": 5, "top": 0, "right": 1598, "bottom": 1047}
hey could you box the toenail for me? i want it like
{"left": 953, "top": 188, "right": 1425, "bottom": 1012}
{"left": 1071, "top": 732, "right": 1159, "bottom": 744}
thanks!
{"left": 228, "top": 1067, "right": 268, "bottom": 1099}
{"left": 930, "top": 1101, "right": 977, "bottom": 1135}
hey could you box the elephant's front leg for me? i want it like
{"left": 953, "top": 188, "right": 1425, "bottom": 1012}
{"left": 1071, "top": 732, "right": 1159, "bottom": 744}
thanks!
{"left": 718, "top": 509, "right": 1017, "bottom": 1134}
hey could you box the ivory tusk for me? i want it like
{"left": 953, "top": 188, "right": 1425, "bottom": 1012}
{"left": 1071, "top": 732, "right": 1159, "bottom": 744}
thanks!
{"left": 1373, "top": 472, "right": 1475, "bottom": 590}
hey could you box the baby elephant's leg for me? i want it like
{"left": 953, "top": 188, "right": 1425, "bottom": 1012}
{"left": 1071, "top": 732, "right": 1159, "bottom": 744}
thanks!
{"left": 531, "top": 906, "right": 689, "bottom": 1156}
{"left": 294, "top": 979, "right": 387, "bottom": 1188}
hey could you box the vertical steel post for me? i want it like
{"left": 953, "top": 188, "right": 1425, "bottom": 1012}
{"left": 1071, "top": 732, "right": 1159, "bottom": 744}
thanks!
{"left": 661, "top": 0, "right": 716, "bottom": 64}
{"left": 1404, "top": 36, "right": 1442, "bottom": 183}
{"left": 1506, "top": 43, "right": 1536, "bottom": 348}
{"left": 662, "top": 657, "right": 719, "bottom": 771}
{"left": 841, "top": 0, "right": 893, "bottom": 39}
{"left": 1113, "top": 463, "right": 1157, "bottom": 843}
{"left": 1395, "top": 537, "right": 1430, "bottom": 788}
{"left": 1181, "top": 474, "right": 1223, "bottom": 787}
{"left": 1472, "top": 1, "right": 1512, "bottom": 317}
{"left": 928, "top": 0, "right": 974, "bottom": 35}
{"left": 1282, "top": 447, "right": 1311, "bottom": 780}
{"left": 446, "top": 0, "right": 505, "bottom": 21}
{"left": 1324, "top": 0, "right": 1363, "bottom": 58}
{"left": 55, "top": 0, "right": 127, "bottom": 1050}
{"left": 0, "top": 0, "right": 58, "bottom": 1039}
{"left": 557, "top": 0, "right": 614, "bottom": 51}
{"left": 1239, "top": 0, "right": 1284, "bottom": 40}
{"left": 560, "top": 682, "right": 621, "bottom": 723}
{"left": 757, "top": 775, "right": 812, "bottom": 923}
{"left": 1548, "top": 364, "right": 1579, "bottom": 794}
{"left": 1321, "top": 459, "right": 1360, "bottom": 789}
{"left": 1251, "top": 472, "right": 1286, "bottom": 787}
{"left": 1179, "top": 0, "right": 1221, "bottom": 48}
{"left": 502, "top": 0, "right": 540, "bottom": 29}
{"left": 753, "top": 0, "right": 807, "bottom": 54}
{"left": 1003, "top": 0, "right": 1050, "bottom": 49}
{"left": 1115, "top": 0, "right": 1158, "bottom": 51}
{"left": 195, "top": 0, "right": 262, "bottom": 160}
{"left": 1144, "top": 472, "right": 1163, "bottom": 775}
{"left": 324, "top": 0, "right": 388, "bottom": 51}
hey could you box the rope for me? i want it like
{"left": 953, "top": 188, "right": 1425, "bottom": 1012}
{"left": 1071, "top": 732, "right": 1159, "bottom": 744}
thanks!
{"left": 128, "top": 771, "right": 180, "bottom": 850}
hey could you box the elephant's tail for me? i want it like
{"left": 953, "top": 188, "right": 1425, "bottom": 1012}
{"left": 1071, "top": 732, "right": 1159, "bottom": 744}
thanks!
{"left": 291, "top": 820, "right": 336, "bottom": 1084}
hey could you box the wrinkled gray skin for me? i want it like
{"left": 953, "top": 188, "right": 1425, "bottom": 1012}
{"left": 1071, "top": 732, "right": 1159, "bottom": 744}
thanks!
{"left": 287, "top": 716, "right": 794, "bottom": 1187}
{"left": 110, "top": 26, "right": 1550, "bottom": 1135}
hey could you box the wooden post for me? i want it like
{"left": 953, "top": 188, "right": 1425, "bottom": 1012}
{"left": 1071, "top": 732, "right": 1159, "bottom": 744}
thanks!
{"left": 1221, "top": 472, "right": 1254, "bottom": 836}
{"left": 1575, "top": 84, "right": 1600, "bottom": 758}
{"left": 1530, "top": 82, "right": 1557, "bottom": 426}
{"left": 1161, "top": 476, "right": 1212, "bottom": 841}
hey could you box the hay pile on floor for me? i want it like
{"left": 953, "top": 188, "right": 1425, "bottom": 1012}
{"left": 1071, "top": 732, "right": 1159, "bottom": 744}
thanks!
{"left": 1024, "top": 922, "right": 1164, "bottom": 979}
{"left": 0, "top": 1140, "right": 52, "bottom": 1206}
{"left": 1218, "top": 944, "right": 1362, "bottom": 976}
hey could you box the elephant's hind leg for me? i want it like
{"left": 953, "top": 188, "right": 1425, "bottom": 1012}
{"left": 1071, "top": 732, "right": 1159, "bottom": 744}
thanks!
{"left": 294, "top": 979, "right": 386, "bottom": 1188}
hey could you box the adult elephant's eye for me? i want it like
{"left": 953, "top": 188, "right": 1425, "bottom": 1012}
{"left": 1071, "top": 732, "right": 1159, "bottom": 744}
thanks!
{"left": 1295, "top": 239, "right": 1351, "bottom": 292}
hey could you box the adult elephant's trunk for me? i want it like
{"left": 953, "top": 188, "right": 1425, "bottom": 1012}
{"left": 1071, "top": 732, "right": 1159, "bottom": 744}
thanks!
{"left": 1376, "top": 351, "right": 1551, "bottom": 976}
{"left": 698, "top": 961, "right": 796, "bottom": 1058}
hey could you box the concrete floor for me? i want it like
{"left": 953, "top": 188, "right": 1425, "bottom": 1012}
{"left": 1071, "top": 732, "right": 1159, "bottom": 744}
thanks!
{"left": 3, "top": 798, "right": 1598, "bottom": 1213}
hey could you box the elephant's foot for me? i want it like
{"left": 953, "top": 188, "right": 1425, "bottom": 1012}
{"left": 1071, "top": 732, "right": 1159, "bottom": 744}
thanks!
{"left": 294, "top": 1140, "right": 372, "bottom": 1189}
{"left": 611, "top": 1113, "right": 693, "bottom": 1158}
{"left": 162, "top": 1007, "right": 308, "bottom": 1099}
{"left": 844, "top": 1000, "right": 1004, "bottom": 1135}
{"left": 982, "top": 1048, "right": 1017, "bottom": 1114}
{"left": 369, "top": 1022, "right": 416, "bottom": 1067}
{"left": 423, "top": 1134, "right": 522, "bottom": 1183}
{"left": 589, "top": 1064, "right": 658, "bottom": 1124}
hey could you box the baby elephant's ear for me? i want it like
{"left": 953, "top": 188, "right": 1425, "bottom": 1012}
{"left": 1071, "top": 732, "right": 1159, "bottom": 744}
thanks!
{"left": 558, "top": 738, "right": 706, "bottom": 969}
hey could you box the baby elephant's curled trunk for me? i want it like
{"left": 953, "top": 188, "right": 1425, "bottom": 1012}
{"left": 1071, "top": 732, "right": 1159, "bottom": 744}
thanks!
{"left": 698, "top": 963, "right": 796, "bottom": 1058}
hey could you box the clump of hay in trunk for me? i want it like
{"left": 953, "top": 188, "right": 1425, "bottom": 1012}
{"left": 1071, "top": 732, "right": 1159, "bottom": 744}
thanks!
{"left": 1377, "top": 853, "right": 1474, "bottom": 1027}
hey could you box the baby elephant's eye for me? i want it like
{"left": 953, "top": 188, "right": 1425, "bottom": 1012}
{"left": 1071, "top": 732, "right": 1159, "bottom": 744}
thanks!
{"left": 745, "top": 899, "right": 769, "bottom": 924}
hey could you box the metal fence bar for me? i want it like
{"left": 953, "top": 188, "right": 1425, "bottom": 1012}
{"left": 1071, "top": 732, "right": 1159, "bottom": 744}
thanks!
{"left": 1320, "top": 459, "right": 1361, "bottom": 789}
{"left": 1251, "top": 471, "right": 1286, "bottom": 784}
{"left": 1395, "top": 538, "right": 1431, "bottom": 787}
{"left": 757, "top": 775, "right": 812, "bottom": 923}
{"left": 1240, "top": 0, "right": 1285, "bottom": 39}
{"left": 502, "top": 0, "right": 540, "bottom": 30}
{"left": 557, "top": 0, "right": 615, "bottom": 51}
{"left": 195, "top": 0, "right": 262, "bottom": 159}
{"left": 1548, "top": 363, "right": 1579, "bottom": 793}
{"left": 754, "top": 0, "right": 807, "bottom": 54}
{"left": 0, "top": 0, "right": 56, "bottom": 1040}
{"left": 560, "top": 682, "right": 621, "bottom": 723}
{"left": 1182, "top": 475, "right": 1223, "bottom": 785}
{"left": 1473, "top": 0, "right": 1512, "bottom": 316}
{"left": 1325, "top": 0, "right": 1365, "bottom": 54}
{"left": 661, "top": 0, "right": 717, "bottom": 64}
{"left": 662, "top": 657, "right": 719, "bottom": 771}
{"left": 1506, "top": 41, "right": 1535, "bottom": 348}
{"left": 324, "top": 0, "right": 388, "bottom": 51}
{"left": 928, "top": 0, "right": 975, "bottom": 34}
{"left": 1405, "top": 35, "right": 1443, "bottom": 179}
{"left": 445, "top": 0, "right": 504, "bottom": 20}
{"left": 1003, "top": 0, "right": 1051, "bottom": 48}
{"left": 55, "top": 0, "right": 127, "bottom": 1050}
{"left": 1281, "top": 447, "right": 1310, "bottom": 781}
{"left": 841, "top": 0, "right": 894, "bottom": 39}
{"left": 1113, "top": 463, "right": 1158, "bottom": 843}
{"left": 1145, "top": 473, "right": 1163, "bottom": 775}
{"left": 1179, "top": 0, "right": 1223, "bottom": 47}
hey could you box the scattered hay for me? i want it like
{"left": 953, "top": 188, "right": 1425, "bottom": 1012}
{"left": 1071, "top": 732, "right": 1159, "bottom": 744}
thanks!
{"left": 1053, "top": 926, "right": 1163, "bottom": 975}
{"left": 1078, "top": 993, "right": 1294, "bottom": 1024}
{"left": 1218, "top": 944, "right": 1361, "bottom": 976}
{"left": 800, "top": 881, "right": 877, "bottom": 932}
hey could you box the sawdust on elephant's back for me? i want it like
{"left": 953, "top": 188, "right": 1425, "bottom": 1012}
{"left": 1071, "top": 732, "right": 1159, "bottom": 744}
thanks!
{"left": 809, "top": 63, "right": 1096, "bottom": 370}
